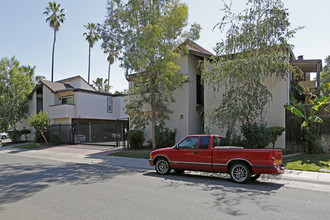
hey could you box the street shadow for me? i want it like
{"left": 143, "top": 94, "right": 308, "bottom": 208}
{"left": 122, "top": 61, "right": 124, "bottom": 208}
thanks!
{"left": 0, "top": 161, "right": 137, "bottom": 206}
{"left": 144, "top": 171, "right": 284, "bottom": 217}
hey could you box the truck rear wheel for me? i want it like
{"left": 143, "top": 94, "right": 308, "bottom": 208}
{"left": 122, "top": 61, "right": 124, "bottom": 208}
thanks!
{"left": 230, "top": 163, "right": 251, "bottom": 183}
{"left": 174, "top": 169, "right": 184, "bottom": 174}
{"left": 155, "top": 158, "right": 171, "bottom": 175}
{"left": 250, "top": 174, "right": 261, "bottom": 181}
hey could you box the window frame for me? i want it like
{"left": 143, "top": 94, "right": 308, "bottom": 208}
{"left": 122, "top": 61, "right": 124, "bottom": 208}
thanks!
{"left": 107, "top": 97, "right": 113, "bottom": 113}
{"left": 60, "top": 95, "right": 74, "bottom": 105}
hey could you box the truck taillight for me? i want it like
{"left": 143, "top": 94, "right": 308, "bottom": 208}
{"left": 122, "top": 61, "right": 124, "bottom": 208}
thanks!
{"left": 268, "top": 152, "right": 275, "bottom": 159}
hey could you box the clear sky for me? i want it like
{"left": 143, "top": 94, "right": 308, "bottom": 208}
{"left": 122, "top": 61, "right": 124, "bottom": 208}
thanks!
{"left": 1, "top": 0, "right": 329, "bottom": 92}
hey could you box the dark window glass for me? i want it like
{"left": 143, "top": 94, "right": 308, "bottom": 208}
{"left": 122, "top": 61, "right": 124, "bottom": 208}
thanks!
{"left": 178, "top": 137, "right": 199, "bottom": 149}
{"left": 213, "top": 137, "right": 226, "bottom": 147}
{"left": 196, "top": 75, "right": 204, "bottom": 105}
{"left": 199, "top": 136, "right": 210, "bottom": 149}
{"left": 60, "top": 96, "right": 74, "bottom": 104}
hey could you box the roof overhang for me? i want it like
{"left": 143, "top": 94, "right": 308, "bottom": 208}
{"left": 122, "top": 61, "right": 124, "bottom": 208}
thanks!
{"left": 290, "top": 59, "right": 323, "bottom": 72}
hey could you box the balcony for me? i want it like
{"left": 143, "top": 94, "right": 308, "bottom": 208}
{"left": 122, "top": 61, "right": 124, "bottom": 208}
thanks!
{"left": 48, "top": 104, "right": 76, "bottom": 119}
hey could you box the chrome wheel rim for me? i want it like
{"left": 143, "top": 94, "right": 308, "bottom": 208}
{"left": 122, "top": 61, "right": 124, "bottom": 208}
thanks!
{"left": 232, "top": 165, "right": 247, "bottom": 182}
{"left": 156, "top": 160, "right": 169, "bottom": 174}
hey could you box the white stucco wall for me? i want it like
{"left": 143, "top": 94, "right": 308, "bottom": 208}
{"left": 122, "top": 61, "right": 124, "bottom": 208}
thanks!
{"left": 43, "top": 86, "right": 56, "bottom": 114}
{"left": 75, "top": 92, "right": 127, "bottom": 120}
{"left": 63, "top": 78, "right": 94, "bottom": 91}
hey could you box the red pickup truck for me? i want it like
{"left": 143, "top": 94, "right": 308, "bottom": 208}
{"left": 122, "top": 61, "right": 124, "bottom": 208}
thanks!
{"left": 149, "top": 135, "right": 285, "bottom": 183}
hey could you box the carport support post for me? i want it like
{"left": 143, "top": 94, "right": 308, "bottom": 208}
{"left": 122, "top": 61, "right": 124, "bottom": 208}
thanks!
{"left": 116, "top": 119, "right": 119, "bottom": 148}
{"left": 89, "top": 122, "right": 92, "bottom": 143}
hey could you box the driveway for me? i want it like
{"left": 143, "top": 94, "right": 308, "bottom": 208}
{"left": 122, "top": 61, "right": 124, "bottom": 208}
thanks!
{"left": 1, "top": 144, "right": 121, "bottom": 164}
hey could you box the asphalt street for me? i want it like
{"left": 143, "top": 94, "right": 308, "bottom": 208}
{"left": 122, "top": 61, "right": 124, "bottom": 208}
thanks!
{"left": 0, "top": 146, "right": 329, "bottom": 220}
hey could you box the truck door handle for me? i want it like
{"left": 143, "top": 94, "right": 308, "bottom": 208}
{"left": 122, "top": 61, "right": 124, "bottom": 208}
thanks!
{"left": 194, "top": 151, "right": 198, "bottom": 154}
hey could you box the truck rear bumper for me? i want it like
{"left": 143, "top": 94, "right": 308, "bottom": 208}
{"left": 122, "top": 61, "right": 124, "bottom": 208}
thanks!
{"left": 252, "top": 163, "right": 285, "bottom": 174}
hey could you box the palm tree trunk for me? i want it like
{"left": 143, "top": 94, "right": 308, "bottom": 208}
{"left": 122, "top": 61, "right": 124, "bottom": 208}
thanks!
{"left": 108, "top": 61, "right": 111, "bottom": 87}
{"left": 88, "top": 46, "right": 91, "bottom": 83}
{"left": 51, "top": 29, "right": 56, "bottom": 82}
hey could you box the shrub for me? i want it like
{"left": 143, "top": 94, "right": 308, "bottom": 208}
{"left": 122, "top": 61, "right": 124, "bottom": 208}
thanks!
{"left": 225, "top": 129, "right": 242, "bottom": 146}
{"left": 28, "top": 111, "right": 51, "bottom": 144}
{"left": 155, "top": 125, "right": 176, "bottom": 148}
{"left": 8, "top": 130, "right": 22, "bottom": 143}
{"left": 241, "top": 122, "right": 272, "bottom": 148}
{"left": 267, "top": 126, "right": 285, "bottom": 149}
{"left": 303, "top": 126, "right": 321, "bottom": 153}
{"left": 34, "top": 131, "right": 45, "bottom": 143}
{"left": 21, "top": 129, "right": 31, "bottom": 141}
{"left": 52, "top": 132, "right": 62, "bottom": 145}
{"left": 125, "top": 130, "right": 144, "bottom": 149}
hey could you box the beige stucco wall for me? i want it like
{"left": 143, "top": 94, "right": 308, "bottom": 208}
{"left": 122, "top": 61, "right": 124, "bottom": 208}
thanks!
{"left": 187, "top": 54, "right": 203, "bottom": 135}
{"left": 127, "top": 54, "right": 204, "bottom": 143}
{"left": 204, "top": 73, "right": 290, "bottom": 149}
{"left": 165, "top": 55, "right": 190, "bottom": 142}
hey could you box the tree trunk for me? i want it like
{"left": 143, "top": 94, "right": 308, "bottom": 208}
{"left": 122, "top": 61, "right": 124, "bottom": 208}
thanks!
{"left": 151, "top": 85, "right": 157, "bottom": 149}
{"left": 51, "top": 29, "right": 56, "bottom": 82}
{"left": 88, "top": 46, "right": 91, "bottom": 83}
{"left": 40, "top": 131, "right": 48, "bottom": 144}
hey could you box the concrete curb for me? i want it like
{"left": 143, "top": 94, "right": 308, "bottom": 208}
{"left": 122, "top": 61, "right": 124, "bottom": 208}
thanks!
{"left": 99, "top": 155, "right": 330, "bottom": 184}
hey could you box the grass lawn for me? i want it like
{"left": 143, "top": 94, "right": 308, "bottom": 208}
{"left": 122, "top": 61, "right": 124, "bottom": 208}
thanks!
{"left": 283, "top": 153, "right": 330, "bottom": 172}
{"left": 12, "top": 143, "right": 41, "bottom": 149}
{"left": 109, "top": 149, "right": 152, "bottom": 159}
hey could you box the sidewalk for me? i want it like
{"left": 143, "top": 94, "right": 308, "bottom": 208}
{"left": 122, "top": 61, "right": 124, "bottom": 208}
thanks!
{"left": 273, "top": 169, "right": 330, "bottom": 184}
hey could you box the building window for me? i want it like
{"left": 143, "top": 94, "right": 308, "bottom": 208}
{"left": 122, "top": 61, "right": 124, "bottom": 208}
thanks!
{"left": 107, "top": 97, "right": 113, "bottom": 113}
{"left": 60, "top": 96, "right": 74, "bottom": 104}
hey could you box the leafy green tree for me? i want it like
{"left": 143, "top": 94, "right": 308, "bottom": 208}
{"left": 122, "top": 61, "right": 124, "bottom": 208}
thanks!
{"left": 43, "top": 1, "right": 66, "bottom": 82}
{"left": 0, "top": 57, "right": 35, "bottom": 132}
{"left": 320, "top": 55, "right": 330, "bottom": 96}
{"left": 201, "top": 0, "right": 301, "bottom": 131}
{"left": 102, "top": 0, "right": 200, "bottom": 149}
{"left": 28, "top": 111, "right": 51, "bottom": 144}
{"left": 93, "top": 77, "right": 110, "bottom": 93}
{"left": 83, "top": 23, "right": 101, "bottom": 84}
{"left": 99, "top": 0, "right": 122, "bottom": 89}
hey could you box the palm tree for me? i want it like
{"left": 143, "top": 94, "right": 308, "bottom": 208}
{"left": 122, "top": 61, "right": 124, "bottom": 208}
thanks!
{"left": 93, "top": 77, "right": 111, "bottom": 93}
{"left": 103, "top": 42, "right": 119, "bottom": 88}
{"left": 83, "top": 23, "right": 100, "bottom": 84}
{"left": 43, "top": 1, "right": 66, "bottom": 82}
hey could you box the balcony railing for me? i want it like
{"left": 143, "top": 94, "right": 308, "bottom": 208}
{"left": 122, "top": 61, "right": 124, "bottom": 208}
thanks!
{"left": 48, "top": 104, "right": 75, "bottom": 119}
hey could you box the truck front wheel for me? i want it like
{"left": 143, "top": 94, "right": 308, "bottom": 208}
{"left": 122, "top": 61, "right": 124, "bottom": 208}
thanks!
{"left": 230, "top": 163, "right": 251, "bottom": 183}
{"left": 155, "top": 158, "right": 171, "bottom": 175}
